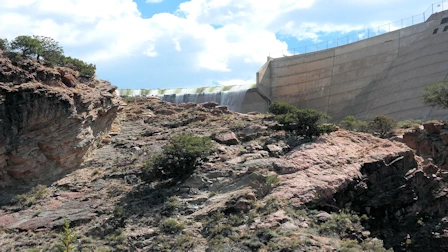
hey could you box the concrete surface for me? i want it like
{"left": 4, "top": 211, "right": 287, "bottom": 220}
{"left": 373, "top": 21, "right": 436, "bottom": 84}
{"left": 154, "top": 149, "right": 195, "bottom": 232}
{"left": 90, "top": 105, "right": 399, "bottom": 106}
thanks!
{"left": 256, "top": 10, "right": 448, "bottom": 122}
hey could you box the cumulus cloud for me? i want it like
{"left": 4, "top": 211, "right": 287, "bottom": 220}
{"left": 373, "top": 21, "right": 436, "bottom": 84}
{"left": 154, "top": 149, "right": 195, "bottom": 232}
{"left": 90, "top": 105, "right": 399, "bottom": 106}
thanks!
{"left": 0, "top": 0, "right": 435, "bottom": 88}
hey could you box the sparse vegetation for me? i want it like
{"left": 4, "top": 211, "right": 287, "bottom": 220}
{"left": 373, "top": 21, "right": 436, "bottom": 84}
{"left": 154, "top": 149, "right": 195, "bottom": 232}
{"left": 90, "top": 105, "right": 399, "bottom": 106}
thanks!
{"left": 339, "top": 115, "right": 369, "bottom": 132}
{"left": 13, "top": 184, "right": 49, "bottom": 208}
{"left": 269, "top": 102, "right": 331, "bottom": 138}
{"left": 397, "top": 119, "right": 422, "bottom": 129}
{"left": 0, "top": 38, "right": 8, "bottom": 51}
{"left": 56, "top": 220, "right": 77, "bottom": 252}
{"left": 60, "top": 56, "right": 96, "bottom": 78}
{"left": 141, "top": 133, "right": 214, "bottom": 182}
{"left": 1, "top": 35, "right": 96, "bottom": 77}
{"left": 160, "top": 218, "right": 184, "bottom": 234}
{"left": 421, "top": 80, "right": 448, "bottom": 108}
{"left": 316, "top": 209, "right": 363, "bottom": 236}
{"left": 368, "top": 114, "right": 396, "bottom": 138}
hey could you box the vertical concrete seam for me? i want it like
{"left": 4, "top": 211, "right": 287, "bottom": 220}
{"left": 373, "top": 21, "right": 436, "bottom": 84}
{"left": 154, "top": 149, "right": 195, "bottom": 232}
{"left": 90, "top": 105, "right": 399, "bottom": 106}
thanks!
{"left": 327, "top": 49, "right": 336, "bottom": 122}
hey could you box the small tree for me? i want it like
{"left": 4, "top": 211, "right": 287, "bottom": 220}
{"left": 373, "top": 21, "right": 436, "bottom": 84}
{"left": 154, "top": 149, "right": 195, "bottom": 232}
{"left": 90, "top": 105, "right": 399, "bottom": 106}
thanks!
{"left": 421, "top": 80, "right": 448, "bottom": 108}
{"left": 56, "top": 219, "right": 76, "bottom": 252}
{"left": 33, "top": 35, "right": 64, "bottom": 63}
{"left": 268, "top": 102, "right": 298, "bottom": 115}
{"left": 270, "top": 101, "right": 330, "bottom": 138}
{"left": 0, "top": 38, "right": 8, "bottom": 51}
{"left": 142, "top": 133, "right": 214, "bottom": 182}
{"left": 339, "top": 116, "right": 369, "bottom": 132}
{"left": 10, "top": 35, "right": 42, "bottom": 57}
{"left": 339, "top": 116, "right": 357, "bottom": 131}
{"left": 368, "top": 115, "right": 396, "bottom": 138}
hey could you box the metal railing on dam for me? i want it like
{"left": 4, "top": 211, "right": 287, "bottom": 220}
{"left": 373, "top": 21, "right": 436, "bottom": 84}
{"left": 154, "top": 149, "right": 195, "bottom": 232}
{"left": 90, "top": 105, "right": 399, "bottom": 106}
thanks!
{"left": 268, "top": 0, "right": 448, "bottom": 58}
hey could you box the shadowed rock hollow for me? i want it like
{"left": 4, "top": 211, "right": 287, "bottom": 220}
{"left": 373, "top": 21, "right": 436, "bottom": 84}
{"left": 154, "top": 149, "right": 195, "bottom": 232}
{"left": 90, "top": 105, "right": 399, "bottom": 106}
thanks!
{"left": 0, "top": 51, "right": 120, "bottom": 203}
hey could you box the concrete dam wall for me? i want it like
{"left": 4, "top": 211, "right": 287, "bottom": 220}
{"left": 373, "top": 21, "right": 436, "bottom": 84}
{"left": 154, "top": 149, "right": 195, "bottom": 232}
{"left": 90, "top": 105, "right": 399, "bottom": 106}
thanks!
{"left": 257, "top": 10, "right": 448, "bottom": 122}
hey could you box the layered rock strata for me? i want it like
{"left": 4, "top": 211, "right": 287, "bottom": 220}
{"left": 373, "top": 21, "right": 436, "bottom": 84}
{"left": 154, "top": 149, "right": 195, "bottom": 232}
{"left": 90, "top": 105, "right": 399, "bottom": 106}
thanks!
{"left": 0, "top": 52, "right": 119, "bottom": 202}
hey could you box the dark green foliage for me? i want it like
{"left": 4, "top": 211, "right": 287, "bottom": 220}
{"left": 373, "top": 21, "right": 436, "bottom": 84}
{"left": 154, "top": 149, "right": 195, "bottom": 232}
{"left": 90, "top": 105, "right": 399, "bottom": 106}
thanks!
{"left": 421, "top": 80, "right": 448, "bottom": 108}
{"left": 160, "top": 218, "right": 184, "bottom": 234}
{"left": 339, "top": 116, "right": 369, "bottom": 132}
{"left": 268, "top": 102, "right": 298, "bottom": 115}
{"left": 56, "top": 220, "right": 76, "bottom": 252}
{"left": 397, "top": 119, "right": 422, "bottom": 129}
{"left": 368, "top": 115, "right": 396, "bottom": 138}
{"left": 274, "top": 107, "right": 329, "bottom": 138}
{"left": 317, "top": 210, "right": 362, "bottom": 236}
{"left": 4, "top": 35, "right": 96, "bottom": 77}
{"left": 10, "top": 35, "right": 42, "bottom": 57}
{"left": 318, "top": 123, "right": 337, "bottom": 134}
{"left": 142, "top": 133, "right": 214, "bottom": 182}
{"left": 0, "top": 38, "right": 8, "bottom": 51}
{"left": 60, "top": 56, "right": 96, "bottom": 78}
{"left": 33, "top": 35, "right": 64, "bottom": 64}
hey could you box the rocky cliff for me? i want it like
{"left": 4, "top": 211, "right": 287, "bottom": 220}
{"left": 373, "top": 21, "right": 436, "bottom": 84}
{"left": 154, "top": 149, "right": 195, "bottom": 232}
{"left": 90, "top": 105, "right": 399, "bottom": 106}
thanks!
{"left": 0, "top": 51, "right": 120, "bottom": 203}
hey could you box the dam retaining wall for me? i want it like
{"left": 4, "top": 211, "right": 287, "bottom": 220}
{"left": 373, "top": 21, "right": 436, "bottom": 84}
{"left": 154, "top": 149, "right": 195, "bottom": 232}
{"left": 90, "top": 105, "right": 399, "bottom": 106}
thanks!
{"left": 257, "top": 10, "right": 448, "bottom": 122}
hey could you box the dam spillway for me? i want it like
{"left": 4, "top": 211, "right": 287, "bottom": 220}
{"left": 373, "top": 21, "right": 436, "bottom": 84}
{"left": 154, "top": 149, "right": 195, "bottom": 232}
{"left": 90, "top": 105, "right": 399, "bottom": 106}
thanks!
{"left": 116, "top": 83, "right": 269, "bottom": 113}
{"left": 256, "top": 10, "right": 448, "bottom": 122}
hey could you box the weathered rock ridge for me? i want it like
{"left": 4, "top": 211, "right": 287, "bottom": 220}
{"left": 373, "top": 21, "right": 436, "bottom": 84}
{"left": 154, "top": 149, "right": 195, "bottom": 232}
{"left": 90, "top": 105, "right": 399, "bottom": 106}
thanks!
{"left": 0, "top": 51, "right": 120, "bottom": 202}
{"left": 1, "top": 96, "right": 448, "bottom": 250}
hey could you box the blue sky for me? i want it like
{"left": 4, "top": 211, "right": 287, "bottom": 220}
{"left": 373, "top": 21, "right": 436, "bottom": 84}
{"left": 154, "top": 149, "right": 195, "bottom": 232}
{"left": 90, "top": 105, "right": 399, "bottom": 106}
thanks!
{"left": 0, "top": 0, "right": 443, "bottom": 89}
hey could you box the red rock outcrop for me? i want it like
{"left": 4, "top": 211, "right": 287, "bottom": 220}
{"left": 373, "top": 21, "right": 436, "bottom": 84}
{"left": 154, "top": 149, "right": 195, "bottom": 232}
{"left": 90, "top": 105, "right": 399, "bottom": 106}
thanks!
{"left": 0, "top": 51, "right": 119, "bottom": 203}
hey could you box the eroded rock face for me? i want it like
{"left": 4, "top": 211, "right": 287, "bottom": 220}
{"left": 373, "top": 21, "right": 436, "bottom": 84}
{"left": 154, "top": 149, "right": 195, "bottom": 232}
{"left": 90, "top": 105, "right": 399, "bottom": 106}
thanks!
{"left": 0, "top": 52, "right": 119, "bottom": 203}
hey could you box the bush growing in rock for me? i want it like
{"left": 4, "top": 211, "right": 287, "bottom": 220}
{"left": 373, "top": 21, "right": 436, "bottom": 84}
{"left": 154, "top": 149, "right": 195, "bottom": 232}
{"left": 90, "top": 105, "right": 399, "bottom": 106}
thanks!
{"left": 368, "top": 115, "right": 396, "bottom": 138}
{"left": 161, "top": 218, "right": 184, "bottom": 234}
{"left": 142, "top": 133, "right": 214, "bottom": 182}
{"left": 339, "top": 116, "right": 368, "bottom": 132}
{"left": 269, "top": 102, "right": 330, "bottom": 138}
{"left": 60, "top": 56, "right": 96, "bottom": 78}
{"left": 397, "top": 119, "right": 422, "bottom": 129}
{"left": 268, "top": 101, "right": 298, "bottom": 115}
{"left": 13, "top": 184, "right": 49, "bottom": 208}
{"left": 421, "top": 80, "right": 448, "bottom": 108}
{"left": 0, "top": 38, "right": 8, "bottom": 51}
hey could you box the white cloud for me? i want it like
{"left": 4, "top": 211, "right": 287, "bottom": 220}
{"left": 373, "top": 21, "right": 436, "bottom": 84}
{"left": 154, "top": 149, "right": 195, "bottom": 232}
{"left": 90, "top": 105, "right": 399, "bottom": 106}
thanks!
{"left": 0, "top": 0, "right": 434, "bottom": 88}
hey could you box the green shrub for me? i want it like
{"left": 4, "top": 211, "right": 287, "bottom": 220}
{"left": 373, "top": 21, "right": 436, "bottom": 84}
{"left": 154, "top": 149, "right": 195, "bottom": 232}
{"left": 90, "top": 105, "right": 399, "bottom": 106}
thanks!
{"left": 113, "top": 205, "right": 123, "bottom": 217}
{"left": 13, "top": 184, "right": 49, "bottom": 207}
{"left": 368, "top": 115, "right": 396, "bottom": 138}
{"left": 142, "top": 133, "right": 214, "bottom": 181}
{"left": 268, "top": 102, "right": 298, "bottom": 115}
{"left": 161, "top": 218, "right": 184, "bottom": 234}
{"left": 56, "top": 220, "right": 76, "bottom": 252}
{"left": 60, "top": 56, "right": 96, "bottom": 78}
{"left": 397, "top": 119, "right": 422, "bottom": 129}
{"left": 339, "top": 116, "right": 357, "bottom": 131}
{"left": 0, "top": 38, "right": 8, "bottom": 51}
{"left": 318, "top": 123, "right": 337, "bottom": 134}
{"left": 339, "top": 116, "right": 369, "bottom": 132}
{"left": 275, "top": 108, "right": 329, "bottom": 138}
{"left": 265, "top": 175, "right": 280, "bottom": 185}
{"left": 421, "top": 80, "right": 448, "bottom": 108}
{"left": 317, "top": 210, "right": 362, "bottom": 236}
